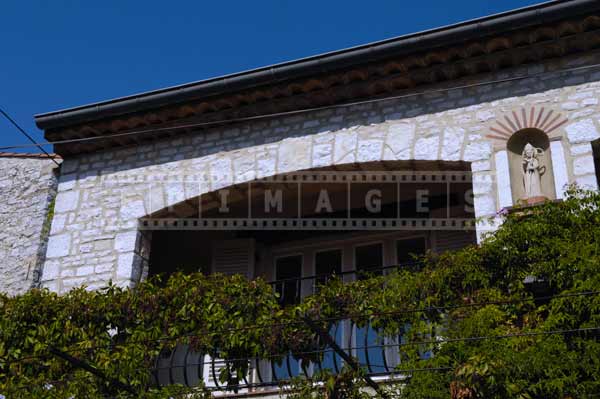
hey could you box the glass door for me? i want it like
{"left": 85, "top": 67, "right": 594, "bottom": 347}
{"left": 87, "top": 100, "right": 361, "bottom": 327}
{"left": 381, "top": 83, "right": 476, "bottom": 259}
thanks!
{"left": 313, "top": 249, "right": 343, "bottom": 374}
{"left": 354, "top": 243, "right": 386, "bottom": 373}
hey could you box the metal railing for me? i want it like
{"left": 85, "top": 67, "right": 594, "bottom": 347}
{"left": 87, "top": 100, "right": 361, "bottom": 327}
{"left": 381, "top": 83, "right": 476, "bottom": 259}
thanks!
{"left": 152, "top": 320, "right": 423, "bottom": 391}
{"left": 152, "top": 263, "right": 426, "bottom": 391}
{"left": 269, "top": 262, "right": 422, "bottom": 306}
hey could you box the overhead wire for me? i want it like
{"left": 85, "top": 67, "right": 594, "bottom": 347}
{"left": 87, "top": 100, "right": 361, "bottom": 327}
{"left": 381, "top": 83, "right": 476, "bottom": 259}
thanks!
{"left": 2, "top": 62, "right": 600, "bottom": 152}
{"left": 7, "top": 326, "right": 600, "bottom": 397}
{"left": 4, "top": 290, "right": 600, "bottom": 365}
{"left": 0, "top": 107, "right": 60, "bottom": 166}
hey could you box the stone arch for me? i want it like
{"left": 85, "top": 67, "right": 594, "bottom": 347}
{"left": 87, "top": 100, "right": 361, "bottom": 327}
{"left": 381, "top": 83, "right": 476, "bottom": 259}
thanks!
{"left": 137, "top": 159, "right": 476, "bottom": 281}
{"left": 135, "top": 127, "right": 483, "bottom": 220}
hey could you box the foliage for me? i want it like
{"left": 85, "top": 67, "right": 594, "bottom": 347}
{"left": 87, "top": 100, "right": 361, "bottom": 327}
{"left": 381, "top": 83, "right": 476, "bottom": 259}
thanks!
{"left": 1, "top": 187, "right": 600, "bottom": 398}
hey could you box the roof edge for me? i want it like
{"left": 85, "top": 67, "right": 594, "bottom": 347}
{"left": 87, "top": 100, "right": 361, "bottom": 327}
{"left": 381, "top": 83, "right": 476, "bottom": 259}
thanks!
{"left": 35, "top": 0, "right": 599, "bottom": 130}
{"left": 0, "top": 152, "right": 62, "bottom": 159}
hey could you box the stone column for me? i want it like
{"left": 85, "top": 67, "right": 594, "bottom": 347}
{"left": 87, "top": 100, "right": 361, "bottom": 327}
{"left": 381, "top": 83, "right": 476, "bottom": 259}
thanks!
{"left": 494, "top": 150, "right": 513, "bottom": 209}
{"left": 549, "top": 140, "right": 569, "bottom": 199}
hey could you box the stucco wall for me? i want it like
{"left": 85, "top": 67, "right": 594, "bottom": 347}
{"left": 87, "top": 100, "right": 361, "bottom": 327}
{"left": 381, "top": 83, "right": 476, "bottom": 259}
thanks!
{"left": 42, "top": 52, "right": 600, "bottom": 293}
{"left": 0, "top": 155, "right": 59, "bottom": 295}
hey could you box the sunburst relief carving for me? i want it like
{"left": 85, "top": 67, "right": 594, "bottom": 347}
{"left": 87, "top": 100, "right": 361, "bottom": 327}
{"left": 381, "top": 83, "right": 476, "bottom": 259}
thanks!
{"left": 486, "top": 106, "right": 568, "bottom": 149}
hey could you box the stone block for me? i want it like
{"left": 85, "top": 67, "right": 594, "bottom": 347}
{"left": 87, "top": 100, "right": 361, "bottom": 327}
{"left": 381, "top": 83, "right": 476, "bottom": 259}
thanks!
{"left": 115, "top": 231, "right": 137, "bottom": 253}
{"left": 277, "top": 138, "right": 311, "bottom": 174}
{"left": 58, "top": 173, "right": 77, "bottom": 191}
{"left": 233, "top": 153, "right": 256, "bottom": 183}
{"left": 575, "top": 174, "right": 599, "bottom": 190}
{"left": 463, "top": 141, "right": 492, "bottom": 162}
{"left": 209, "top": 157, "right": 233, "bottom": 189}
{"left": 312, "top": 143, "right": 333, "bottom": 167}
{"left": 95, "top": 263, "right": 114, "bottom": 274}
{"left": 164, "top": 182, "right": 185, "bottom": 206}
{"left": 414, "top": 136, "right": 440, "bottom": 160}
{"left": 473, "top": 194, "right": 496, "bottom": 217}
{"left": 46, "top": 233, "right": 71, "bottom": 258}
{"left": 476, "top": 110, "right": 495, "bottom": 122}
{"left": 334, "top": 130, "right": 357, "bottom": 163}
{"left": 117, "top": 252, "right": 135, "bottom": 279}
{"left": 42, "top": 261, "right": 60, "bottom": 280}
{"left": 565, "top": 119, "right": 600, "bottom": 144}
{"left": 119, "top": 199, "right": 146, "bottom": 220}
{"left": 471, "top": 160, "right": 491, "bottom": 172}
{"left": 54, "top": 190, "right": 79, "bottom": 213}
{"left": 62, "top": 277, "right": 87, "bottom": 291}
{"left": 146, "top": 185, "right": 166, "bottom": 214}
{"left": 472, "top": 173, "right": 494, "bottom": 196}
{"left": 573, "top": 155, "right": 596, "bottom": 176}
{"left": 441, "top": 127, "right": 465, "bottom": 161}
{"left": 94, "top": 239, "right": 113, "bottom": 251}
{"left": 76, "top": 265, "right": 94, "bottom": 277}
{"left": 61, "top": 268, "right": 76, "bottom": 277}
{"left": 42, "top": 280, "right": 60, "bottom": 292}
{"left": 384, "top": 122, "right": 415, "bottom": 159}
{"left": 570, "top": 143, "right": 592, "bottom": 156}
{"left": 357, "top": 139, "right": 383, "bottom": 163}
{"left": 49, "top": 213, "right": 67, "bottom": 235}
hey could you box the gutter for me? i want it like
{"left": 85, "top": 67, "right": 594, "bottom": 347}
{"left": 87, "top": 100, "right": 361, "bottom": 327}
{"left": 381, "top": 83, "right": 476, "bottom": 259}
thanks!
{"left": 35, "top": 0, "right": 600, "bottom": 130}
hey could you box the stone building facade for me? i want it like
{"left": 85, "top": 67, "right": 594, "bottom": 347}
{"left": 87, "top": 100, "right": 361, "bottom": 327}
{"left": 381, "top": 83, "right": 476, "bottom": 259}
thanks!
{"left": 0, "top": 153, "right": 59, "bottom": 295}
{"left": 0, "top": 0, "right": 597, "bottom": 393}
{"left": 36, "top": 50, "right": 600, "bottom": 293}
{"left": 25, "top": 3, "right": 600, "bottom": 293}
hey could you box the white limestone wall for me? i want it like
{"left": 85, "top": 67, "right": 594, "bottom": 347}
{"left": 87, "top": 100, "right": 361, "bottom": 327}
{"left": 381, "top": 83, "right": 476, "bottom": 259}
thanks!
{"left": 0, "top": 155, "right": 59, "bottom": 295}
{"left": 42, "top": 53, "right": 600, "bottom": 292}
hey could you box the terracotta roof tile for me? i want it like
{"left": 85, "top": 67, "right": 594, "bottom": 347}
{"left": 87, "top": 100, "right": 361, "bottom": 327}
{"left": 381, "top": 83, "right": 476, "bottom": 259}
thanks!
{"left": 0, "top": 152, "right": 61, "bottom": 159}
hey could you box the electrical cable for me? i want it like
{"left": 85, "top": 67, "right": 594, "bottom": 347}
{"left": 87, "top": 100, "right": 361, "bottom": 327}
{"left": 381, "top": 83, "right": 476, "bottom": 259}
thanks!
{"left": 4, "top": 290, "right": 600, "bottom": 365}
{"left": 0, "top": 107, "right": 60, "bottom": 166}
{"left": 8, "top": 326, "right": 599, "bottom": 397}
{"left": 2, "top": 62, "right": 600, "bottom": 152}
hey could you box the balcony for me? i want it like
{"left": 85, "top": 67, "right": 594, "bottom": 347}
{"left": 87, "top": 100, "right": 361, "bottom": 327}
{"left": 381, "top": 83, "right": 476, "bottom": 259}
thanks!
{"left": 152, "top": 262, "right": 435, "bottom": 395}
{"left": 141, "top": 164, "right": 476, "bottom": 395}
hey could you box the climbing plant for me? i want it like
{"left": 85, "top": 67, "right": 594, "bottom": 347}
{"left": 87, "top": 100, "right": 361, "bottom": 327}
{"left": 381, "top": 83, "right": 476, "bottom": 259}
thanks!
{"left": 1, "top": 187, "right": 599, "bottom": 398}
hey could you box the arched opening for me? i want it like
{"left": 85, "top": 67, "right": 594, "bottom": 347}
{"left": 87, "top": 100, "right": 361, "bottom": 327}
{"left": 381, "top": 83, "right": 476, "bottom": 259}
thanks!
{"left": 143, "top": 160, "right": 476, "bottom": 284}
{"left": 507, "top": 128, "right": 556, "bottom": 203}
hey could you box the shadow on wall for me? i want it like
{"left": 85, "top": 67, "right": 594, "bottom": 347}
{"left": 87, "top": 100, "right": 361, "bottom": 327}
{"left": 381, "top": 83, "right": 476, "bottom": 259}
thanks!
{"left": 593, "top": 139, "right": 600, "bottom": 189}
{"left": 55, "top": 52, "right": 600, "bottom": 181}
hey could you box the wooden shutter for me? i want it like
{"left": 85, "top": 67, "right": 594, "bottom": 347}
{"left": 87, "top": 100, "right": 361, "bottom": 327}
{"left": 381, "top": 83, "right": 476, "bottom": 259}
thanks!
{"left": 206, "top": 239, "right": 256, "bottom": 390}
{"left": 434, "top": 231, "right": 476, "bottom": 253}
{"left": 211, "top": 238, "right": 255, "bottom": 278}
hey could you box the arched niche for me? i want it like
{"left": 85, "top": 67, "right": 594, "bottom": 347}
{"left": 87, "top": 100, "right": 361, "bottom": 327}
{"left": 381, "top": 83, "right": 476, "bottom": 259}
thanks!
{"left": 507, "top": 128, "right": 556, "bottom": 203}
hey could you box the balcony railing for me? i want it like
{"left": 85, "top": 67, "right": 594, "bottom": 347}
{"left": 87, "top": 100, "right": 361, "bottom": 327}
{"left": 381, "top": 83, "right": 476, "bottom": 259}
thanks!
{"left": 152, "top": 263, "right": 426, "bottom": 393}
{"left": 269, "top": 262, "right": 423, "bottom": 306}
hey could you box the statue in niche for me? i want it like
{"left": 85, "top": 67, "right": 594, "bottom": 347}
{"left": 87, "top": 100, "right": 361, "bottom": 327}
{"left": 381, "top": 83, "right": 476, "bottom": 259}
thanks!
{"left": 521, "top": 143, "right": 545, "bottom": 199}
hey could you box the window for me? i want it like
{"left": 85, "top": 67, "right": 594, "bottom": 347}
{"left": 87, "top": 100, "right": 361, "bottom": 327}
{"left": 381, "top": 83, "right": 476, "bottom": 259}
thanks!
{"left": 275, "top": 255, "right": 302, "bottom": 306}
{"left": 354, "top": 243, "right": 385, "bottom": 372}
{"left": 396, "top": 237, "right": 427, "bottom": 268}
{"left": 273, "top": 256, "right": 303, "bottom": 379}
{"left": 355, "top": 243, "right": 383, "bottom": 277}
{"left": 314, "top": 249, "right": 342, "bottom": 287}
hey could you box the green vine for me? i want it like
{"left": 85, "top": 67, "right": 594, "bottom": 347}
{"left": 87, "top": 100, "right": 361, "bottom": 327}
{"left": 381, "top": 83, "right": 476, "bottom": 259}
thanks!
{"left": 40, "top": 196, "right": 56, "bottom": 241}
{"left": 1, "top": 187, "right": 600, "bottom": 398}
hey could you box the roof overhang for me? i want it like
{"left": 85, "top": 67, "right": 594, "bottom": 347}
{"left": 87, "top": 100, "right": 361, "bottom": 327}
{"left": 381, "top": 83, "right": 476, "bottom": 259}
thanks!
{"left": 34, "top": 0, "right": 600, "bottom": 156}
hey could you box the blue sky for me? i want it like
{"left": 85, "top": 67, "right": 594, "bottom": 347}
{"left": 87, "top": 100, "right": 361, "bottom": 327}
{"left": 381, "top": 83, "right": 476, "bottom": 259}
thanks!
{"left": 0, "top": 0, "right": 544, "bottom": 152}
